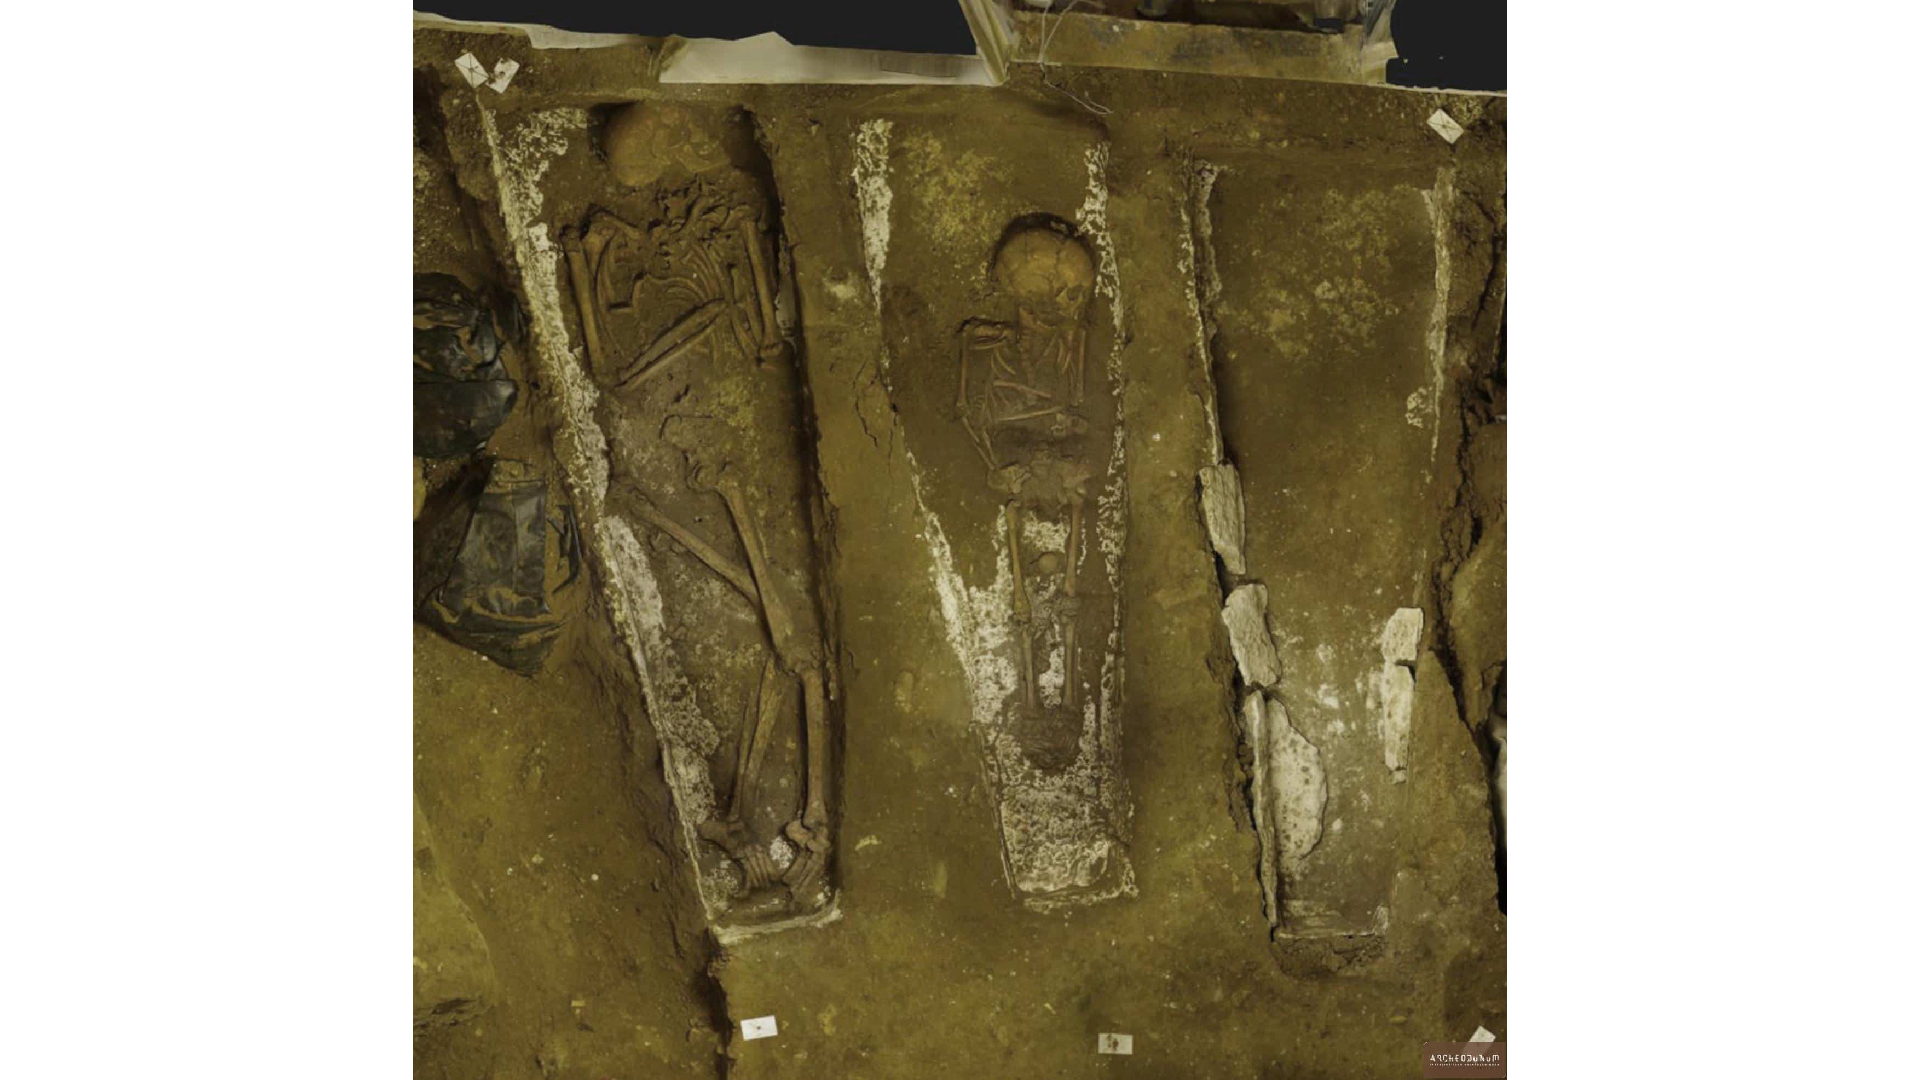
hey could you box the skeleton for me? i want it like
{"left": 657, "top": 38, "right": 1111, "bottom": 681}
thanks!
{"left": 558, "top": 102, "right": 832, "bottom": 911}
{"left": 560, "top": 182, "right": 785, "bottom": 388}
{"left": 957, "top": 219, "right": 1099, "bottom": 770}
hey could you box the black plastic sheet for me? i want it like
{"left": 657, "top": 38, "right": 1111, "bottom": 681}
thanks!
{"left": 414, "top": 273, "right": 520, "bottom": 459}
{"left": 415, "top": 458, "right": 579, "bottom": 674}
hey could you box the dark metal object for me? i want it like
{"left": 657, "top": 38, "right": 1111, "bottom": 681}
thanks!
{"left": 415, "top": 273, "right": 520, "bottom": 459}
{"left": 414, "top": 458, "right": 580, "bottom": 674}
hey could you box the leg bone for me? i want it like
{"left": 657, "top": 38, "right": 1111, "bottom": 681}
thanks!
{"left": 740, "top": 221, "right": 782, "bottom": 354}
{"left": 705, "top": 468, "right": 815, "bottom": 674}
{"left": 729, "top": 655, "right": 787, "bottom": 822}
{"left": 613, "top": 488, "right": 759, "bottom": 606}
{"left": 561, "top": 228, "right": 611, "bottom": 377}
{"left": 797, "top": 667, "right": 829, "bottom": 831}
{"left": 616, "top": 299, "right": 726, "bottom": 390}
{"left": 1006, "top": 501, "right": 1038, "bottom": 711}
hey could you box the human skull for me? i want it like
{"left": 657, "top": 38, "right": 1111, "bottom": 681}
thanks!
{"left": 601, "top": 101, "right": 751, "bottom": 190}
{"left": 992, "top": 223, "right": 1095, "bottom": 328}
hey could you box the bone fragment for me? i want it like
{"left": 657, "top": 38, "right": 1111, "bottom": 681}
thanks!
{"left": 712, "top": 473, "right": 813, "bottom": 672}
{"left": 620, "top": 492, "right": 759, "bottom": 605}
{"left": 798, "top": 668, "right": 829, "bottom": 830}
{"left": 730, "top": 656, "right": 787, "bottom": 819}
{"left": 616, "top": 300, "right": 726, "bottom": 390}
{"left": 741, "top": 221, "right": 780, "bottom": 346}
{"left": 561, "top": 230, "right": 611, "bottom": 376}
{"left": 733, "top": 262, "right": 765, "bottom": 346}
{"left": 1005, "top": 501, "right": 1038, "bottom": 710}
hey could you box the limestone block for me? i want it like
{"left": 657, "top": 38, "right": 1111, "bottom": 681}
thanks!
{"left": 1381, "top": 606, "right": 1423, "bottom": 664}
{"left": 1198, "top": 463, "right": 1247, "bottom": 576}
{"left": 1378, "top": 665, "right": 1416, "bottom": 782}
{"left": 1243, "top": 690, "right": 1331, "bottom": 926}
{"left": 1270, "top": 698, "right": 1329, "bottom": 877}
{"left": 1222, "top": 584, "right": 1282, "bottom": 688}
{"left": 1378, "top": 607, "right": 1423, "bottom": 782}
{"left": 1240, "top": 691, "right": 1279, "bottom": 921}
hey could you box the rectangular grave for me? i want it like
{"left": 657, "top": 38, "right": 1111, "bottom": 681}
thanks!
{"left": 1200, "top": 157, "right": 1447, "bottom": 935}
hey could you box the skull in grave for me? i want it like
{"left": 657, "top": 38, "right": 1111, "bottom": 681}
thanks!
{"left": 992, "top": 221, "right": 1095, "bottom": 329}
{"left": 601, "top": 101, "right": 756, "bottom": 191}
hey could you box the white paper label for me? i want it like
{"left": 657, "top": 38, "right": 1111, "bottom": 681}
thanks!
{"left": 1469, "top": 1026, "right": 1497, "bottom": 1043}
{"left": 1427, "top": 109, "right": 1465, "bottom": 144}
{"left": 1097, "top": 1032, "right": 1133, "bottom": 1055}
{"left": 487, "top": 58, "right": 520, "bottom": 93}
{"left": 453, "top": 53, "right": 489, "bottom": 88}
{"left": 741, "top": 1015, "right": 778, "bottom": 1041}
